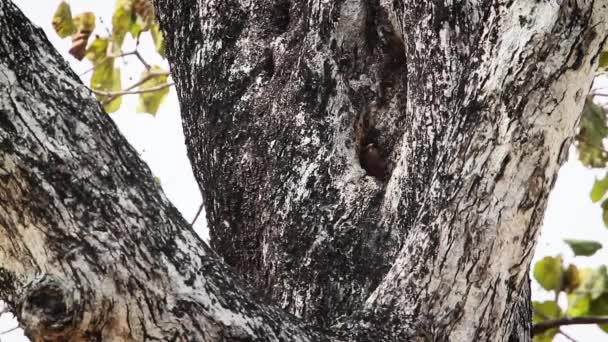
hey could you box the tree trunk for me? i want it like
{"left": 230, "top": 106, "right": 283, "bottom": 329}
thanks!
{"left": 0, "top": 1, "right": 324, "bottom": 341}
{"left": 156, "top": 0, "right": 607, "bottom": 340}
{"left": 0, "top": 0, "right": 605, "bottom": 341}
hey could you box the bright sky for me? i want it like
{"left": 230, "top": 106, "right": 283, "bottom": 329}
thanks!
{"left": 3, "top": 1, "right": 608, "bottom": 341}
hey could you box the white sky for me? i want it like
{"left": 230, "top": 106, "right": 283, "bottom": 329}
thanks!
{"left": 4, "top": 1, "right": 608, "bottom": 341}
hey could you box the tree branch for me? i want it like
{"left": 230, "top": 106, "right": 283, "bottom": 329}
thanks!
{"left": 88, "top": 80, "right": 173, "bottom": 104}
{"left": 0, "top": 2, "right": 331, "bottom": 339}
{"left": 95, "top": 70, "right": 169, "bottom": 104}
{"left": 79, "top": 50, "right": 138, "bottom": 76}
{"left": 191, "top": 203, "right": 204, "bottom": 226}
{"left": 533, "top": 317, "right": 608, "bottom": 335}
{"left": 558, "top": 330, "right": 579, "bottom": 342}
{"left": 133, "top": 50, "right": 151, "bottom": 70}
{"left": 117, "top": 70, "right": 169, "bottom": 93}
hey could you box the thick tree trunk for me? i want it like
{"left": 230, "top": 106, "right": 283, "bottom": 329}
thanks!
{"left": 0, "top": 0, "right": 606, "bottom": 341}
{"left": 0, "top": 1, "right": 324, "bottom": 341}
{"left": 155, "top": 0, "right": 607, "bottom": 341}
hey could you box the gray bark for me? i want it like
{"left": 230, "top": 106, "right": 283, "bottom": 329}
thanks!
{"left": 156, "top": 0, "right": 607, "bottom": 341}
{"left": 0, "top": 1, "right": 323, "bottom": 341}
{"left": 0, "top": 0, "right": 605, "bottom": 341}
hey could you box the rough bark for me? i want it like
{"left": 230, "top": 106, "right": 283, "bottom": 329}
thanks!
{"left": 0, "top": 0, "right": 606, "bottom": 341}
{"left": 155, "top": 0, "right": 607, "bottom": 341}
{"left": 0, "top": 1, "right": 327, "bottom": 341}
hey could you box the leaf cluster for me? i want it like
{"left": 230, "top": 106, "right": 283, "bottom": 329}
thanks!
{"left": 52, "top": 0, "right": 169, "bottom": 114}
{"left": 532, "top": 57, "right": 608, "bottom": 341}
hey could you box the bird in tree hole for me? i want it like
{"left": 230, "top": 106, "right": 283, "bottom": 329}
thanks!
{"left": 360, "top": 143, "right": 386, "bottom": 179}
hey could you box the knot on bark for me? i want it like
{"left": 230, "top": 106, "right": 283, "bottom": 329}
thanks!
{"left": 18, "top": 274, "right": 82, "bottom": 340}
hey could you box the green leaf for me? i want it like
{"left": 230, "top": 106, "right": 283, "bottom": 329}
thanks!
{"left": 52, "top": 1, "right": 75, "bottom": 38}
{"left": 90, "top": 59, "right": 114, "bottom": 91}
{"left": 112, "top": 0, "right": 136, "bottom": 51}
{"left": 85, "top": 38, "right": 109, "bottom": 63}
{"left": 590, "top": 294, "right": 608, "bottom": 315}
{"left": 136, "top": 66, "right": 170, "bottom": 115}
{"left": 564, "top": 239, "right": 603, "bottom": 256}
{"left": 73, "top": 12, "right": 96, "bottom": 32}
{"left": 533, "top": 327, "right": 559, "bottom": 342}
{"left": 150, "top": 24, "right": 165, "bottom": 58}
{"left": 567, "top": 293, "right": 590, "bottom": 317}
{"left": 576, "top": 266, "right": 608, "bottom": 300}
{"left": 103, "top": 68, "right": 122, "bottom": 114}
{"left": 533, "top": 301, "right": 561, "bottom": 342}
{"left": 133, "top": 0, "right": 155, "bottom": 33}
{"left": 569, "top": 270, "right": 608, "bottom": 333}
{"left": 533, "top": 300, "right": 562, "bottom": 322}
{"left": 592, "top": 176, "right": 608, "bottom": 202}
{"left": 90, "top": 59, "right": 122, "bottom": 113}
{"left": 576, "top": 98, "right": 608, "bottom": 168}
{"left": 533, "top": 331, "right": 557, "bottom": 342}
{"left": 129, "top": 21, "right": 143, "bottom": 39}
{"left": 533, "top": 256, "right": 563, "bottom": 291}
{"left": 603, "top": 200, "right": 608, "bottom": 228}
{"left": 69, "top": 12, "right": 96, "bottom": 60}
{"left": 590, "top": 294, "right": 608, "bottom": 333}
{"left": 599, "top": 51, "right": 608, "bottom": 72}
{"left": 592, "top": 266, "right": 608, "bottom": 299}
{"left": 563, "top": 264, "right": 582, "bottom": 293}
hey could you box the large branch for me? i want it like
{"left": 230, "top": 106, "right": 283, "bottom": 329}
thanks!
{"left": 362, "top": 1, "right": 608, "bottom": 340}
{"left": 155, "top": 0, "right": 608, "bottom": 340}
{"left": 0, "top": 1, "right": 327, "bottom": 340}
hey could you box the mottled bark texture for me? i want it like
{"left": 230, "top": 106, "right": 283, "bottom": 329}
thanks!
{"left": 0, "top": 1, "right": 327, "bottom": 341}
{"left": 0, "top": 0, "right": 606, "bottom": 340}
{"left": 155, "top": 0, "right": 608, "bottom": 341}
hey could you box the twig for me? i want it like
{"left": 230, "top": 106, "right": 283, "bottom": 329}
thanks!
{"left": 134, "top": 50, "right": 151, "bottom": 70}
{"left": 89, "top": 81, "right": 173, "bottom": 104}
{"left": 0, "top": 325, "right": 19, "bottom": 335}
{"left": 533, "top": 316, "right": 608, "bottom": 335}
{"left": 94, "top": 71, "right": 169, "bottom": 104}
{"left": 79, "top": 50, "right": 138, "bottom": 76}
{"left": 558, "top": 330, "right": 578, "bottom": 342}
{"left": 121, "top": 71, "right": 169, "bottom": 92}
{"left": 191, "top": 203, "right": 204, "bottom": 226}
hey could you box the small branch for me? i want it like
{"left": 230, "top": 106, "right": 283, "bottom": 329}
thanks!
{"left": 79, "top": 51, "right": 138, "bottom": 77}
{"left": 558, "top": 330, "right": 578, "bottom": 342}
{"left": 533, "top": 316, "right": 608, "bottom": 335}
{"left": 0, "top": 325, "right": 19, "bottom": 335}
{"left": 89, "top": 82, "right": 173, "bottom": 97}
{"left": 191, "top": 203, "right": 204, "bottom": 226}
{"left": 98, "top": 71, "right": 169, "bottom": 104}
{"left": 123, "top": 71, "right": 170, "bottom": 92}
{"left": 134, "top": 50, "right": 151, "bottom": 70}
{"left": 96, "top": 71, "right": 170, "bottom": 105}
{"left": 98, "top": 17, "right": 112, "bottom": 38}
{"left": 88, "top": 81, "right": 173, "bottom": 105}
